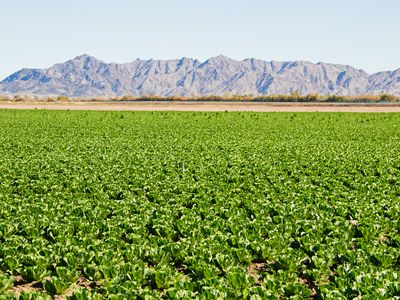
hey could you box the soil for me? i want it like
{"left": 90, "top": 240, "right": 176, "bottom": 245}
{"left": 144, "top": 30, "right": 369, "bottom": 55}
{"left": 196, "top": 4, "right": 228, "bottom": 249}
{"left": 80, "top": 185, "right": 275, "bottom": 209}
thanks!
{"left": 10, "top": 275, "right": 100, "bottom": 299}
{"left": 12, "top": 275, "right": 44, "bottom": 296}
{"left": 246, "top": 262, "right": 266, "bottom": 285}
{"left": 1, "top": 101, "right": 400, "bottom": 112}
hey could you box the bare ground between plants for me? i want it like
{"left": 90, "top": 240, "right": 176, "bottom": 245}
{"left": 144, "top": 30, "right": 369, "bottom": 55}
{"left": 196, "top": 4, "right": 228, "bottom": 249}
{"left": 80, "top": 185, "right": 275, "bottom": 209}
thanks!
{"left": 1, "top": 101, "right": 400, "bottom": 112}
{"left": 11, "top": 275, "right": 101, "bottom": 299}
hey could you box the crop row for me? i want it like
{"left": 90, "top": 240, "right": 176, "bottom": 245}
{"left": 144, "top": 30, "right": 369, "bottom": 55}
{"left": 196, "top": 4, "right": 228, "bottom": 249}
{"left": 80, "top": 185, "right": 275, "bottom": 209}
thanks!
{"left": 0, "top": 110, "right": 399, "bottom": 299}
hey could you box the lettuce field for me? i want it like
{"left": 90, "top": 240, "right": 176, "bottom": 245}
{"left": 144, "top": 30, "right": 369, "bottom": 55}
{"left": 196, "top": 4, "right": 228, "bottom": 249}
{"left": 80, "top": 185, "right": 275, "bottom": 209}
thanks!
{"left": 0, "top": 110, "right": 399, "bottom": 299}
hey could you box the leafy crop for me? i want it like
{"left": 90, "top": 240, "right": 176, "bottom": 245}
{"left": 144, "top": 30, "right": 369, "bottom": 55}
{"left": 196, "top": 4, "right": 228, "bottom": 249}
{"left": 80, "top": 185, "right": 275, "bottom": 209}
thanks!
{"left": 0, "top": 110, "right": 399, "bottom": 299}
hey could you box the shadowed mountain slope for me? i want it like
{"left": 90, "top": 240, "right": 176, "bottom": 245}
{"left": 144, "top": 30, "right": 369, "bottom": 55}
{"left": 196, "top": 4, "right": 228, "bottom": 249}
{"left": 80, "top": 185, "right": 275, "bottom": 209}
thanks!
{"left": 1, "top": 55, "right": 399, "bottom": 97}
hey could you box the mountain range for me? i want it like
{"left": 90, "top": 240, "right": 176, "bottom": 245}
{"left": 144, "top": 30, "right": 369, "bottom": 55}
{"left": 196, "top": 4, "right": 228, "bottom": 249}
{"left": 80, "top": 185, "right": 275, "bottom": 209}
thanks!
{"left": 1, "top": 54, "right": 400, "bottom": 97}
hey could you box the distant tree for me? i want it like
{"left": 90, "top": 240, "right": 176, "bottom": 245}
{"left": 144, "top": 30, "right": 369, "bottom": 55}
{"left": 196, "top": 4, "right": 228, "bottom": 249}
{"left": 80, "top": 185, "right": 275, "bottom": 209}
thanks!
{"left": 304, "top": 93, "right": 319, "bottom": 102}
{"left": 326, "top": 95, "right": 345, "bottom": 102}
{"left": 121, "top": 95, "right": 135, "bottom": 101}
{"left": 290, "top": 90, "right": 301, "bottom": 101}
{"left": 57, "top": 96, "right": 69, "bottom": 102}
{"left": 379, "top": 94, "right": 396, "bottom": 102}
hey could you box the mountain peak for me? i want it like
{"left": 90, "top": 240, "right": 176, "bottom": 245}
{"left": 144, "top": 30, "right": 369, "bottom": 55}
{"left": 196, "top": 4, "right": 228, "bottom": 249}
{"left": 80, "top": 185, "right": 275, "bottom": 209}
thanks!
{"left": 207, "top": 55, "right": 233, "bottom": 62}
{"left": 1, "top": 55, "right": 400, "bottom": 97}
{"left": 72, "top": 54, "right": 99, "bottom": 62}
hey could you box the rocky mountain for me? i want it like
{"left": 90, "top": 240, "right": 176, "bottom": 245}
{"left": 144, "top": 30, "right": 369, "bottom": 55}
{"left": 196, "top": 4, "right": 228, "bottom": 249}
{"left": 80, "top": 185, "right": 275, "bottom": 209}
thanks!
{"left": 1, "top": 54, "right": 399, "bottom": 97}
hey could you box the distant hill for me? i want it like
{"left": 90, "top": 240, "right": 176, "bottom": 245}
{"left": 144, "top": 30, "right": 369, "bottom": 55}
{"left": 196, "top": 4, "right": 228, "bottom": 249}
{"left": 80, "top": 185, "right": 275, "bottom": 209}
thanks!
{"left": 1, "top": 54, "right": 399, "bottom": 97}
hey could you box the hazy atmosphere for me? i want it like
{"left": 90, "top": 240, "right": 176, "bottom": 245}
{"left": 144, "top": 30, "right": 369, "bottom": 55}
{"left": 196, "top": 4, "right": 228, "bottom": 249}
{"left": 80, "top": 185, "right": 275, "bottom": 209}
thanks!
{"left": 1, "top": 0, "right": 399, "bottom": 80}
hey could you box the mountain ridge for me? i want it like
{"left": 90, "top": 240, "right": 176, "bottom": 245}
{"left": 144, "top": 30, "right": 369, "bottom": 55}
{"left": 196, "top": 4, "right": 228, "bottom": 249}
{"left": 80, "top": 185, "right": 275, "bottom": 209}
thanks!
{"left": 1, "top": 55, "right": 399, "bottom": 97}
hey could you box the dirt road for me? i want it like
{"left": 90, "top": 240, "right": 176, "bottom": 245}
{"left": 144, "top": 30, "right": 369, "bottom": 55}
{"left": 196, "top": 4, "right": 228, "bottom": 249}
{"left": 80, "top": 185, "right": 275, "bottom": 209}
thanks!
{"left": 1, "top": 101, "right": 400, "bottom": 112}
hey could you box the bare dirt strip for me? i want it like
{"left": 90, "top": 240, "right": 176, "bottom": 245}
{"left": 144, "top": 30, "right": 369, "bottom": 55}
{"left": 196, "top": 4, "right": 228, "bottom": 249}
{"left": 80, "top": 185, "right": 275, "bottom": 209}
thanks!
{"left": 1, "top": 101, "right": 400, "bottom": 112}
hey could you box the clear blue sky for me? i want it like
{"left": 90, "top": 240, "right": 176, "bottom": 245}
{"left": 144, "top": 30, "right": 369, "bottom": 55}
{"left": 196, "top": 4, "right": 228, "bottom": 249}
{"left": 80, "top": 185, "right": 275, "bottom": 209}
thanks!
{"left": 1, "top": 0, "right": 399, "bottom": 80}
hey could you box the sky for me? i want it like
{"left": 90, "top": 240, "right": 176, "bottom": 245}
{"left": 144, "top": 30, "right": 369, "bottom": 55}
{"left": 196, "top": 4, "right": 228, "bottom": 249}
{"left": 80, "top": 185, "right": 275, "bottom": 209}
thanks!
{"left": 0, "top": 0, "right": 399, "bottom": 80}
